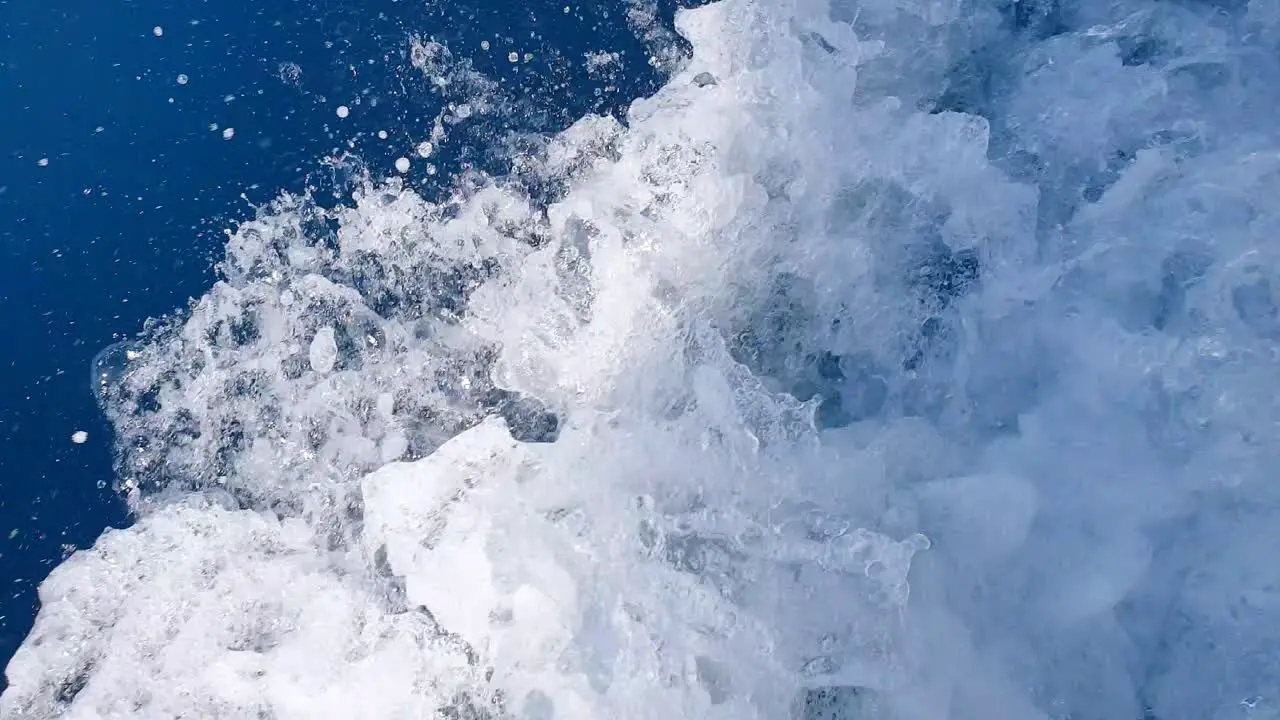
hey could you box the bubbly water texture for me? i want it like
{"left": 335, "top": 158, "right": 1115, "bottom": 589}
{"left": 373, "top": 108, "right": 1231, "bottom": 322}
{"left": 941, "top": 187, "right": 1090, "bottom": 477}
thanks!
{"left": 8, "top": 0, "right": 1280, "bottom": 716}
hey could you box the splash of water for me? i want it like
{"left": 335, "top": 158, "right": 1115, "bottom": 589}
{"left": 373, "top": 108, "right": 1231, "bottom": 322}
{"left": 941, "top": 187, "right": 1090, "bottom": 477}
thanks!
{"left": 8, "top": 0, "right": 1280, "bottom": 717}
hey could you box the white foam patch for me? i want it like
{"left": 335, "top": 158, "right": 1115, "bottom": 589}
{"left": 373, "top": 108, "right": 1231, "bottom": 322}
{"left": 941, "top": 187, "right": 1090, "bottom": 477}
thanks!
{"left": 6, "top": 497, "right": 495, "bottom": 719}
{"left": 8, "top": 0, "right": 1280, "bottom": 717}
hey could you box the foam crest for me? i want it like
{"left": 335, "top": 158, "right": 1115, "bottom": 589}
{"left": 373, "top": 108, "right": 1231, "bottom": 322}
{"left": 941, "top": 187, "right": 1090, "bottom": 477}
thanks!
{"left": 8, "top": 0, "right": 1280, "bottom": 716}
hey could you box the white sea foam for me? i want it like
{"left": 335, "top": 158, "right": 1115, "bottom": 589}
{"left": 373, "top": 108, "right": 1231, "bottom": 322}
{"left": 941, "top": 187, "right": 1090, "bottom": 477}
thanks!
{"left": 7, "top": 0, "right": 1280, "bottom": 717}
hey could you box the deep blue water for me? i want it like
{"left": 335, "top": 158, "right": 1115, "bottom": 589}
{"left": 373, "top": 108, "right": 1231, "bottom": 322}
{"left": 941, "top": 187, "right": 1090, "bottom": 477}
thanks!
{"left": 0, "top": 0, "right": 673, "bottom": 676}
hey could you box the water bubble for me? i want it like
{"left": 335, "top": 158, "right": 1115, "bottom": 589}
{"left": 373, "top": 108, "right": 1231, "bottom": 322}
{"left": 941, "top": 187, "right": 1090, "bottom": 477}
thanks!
{"left": 336, "top": 105, "right": 350, "bottom": 119}
{"left": 801, "top": 656, "right": 838, "bottom": 677}
{"left": 90, "top": 340, "right": 144, "bottom": 408}
{"left": 394, "top": 157, "right": 410, "bottom": 173}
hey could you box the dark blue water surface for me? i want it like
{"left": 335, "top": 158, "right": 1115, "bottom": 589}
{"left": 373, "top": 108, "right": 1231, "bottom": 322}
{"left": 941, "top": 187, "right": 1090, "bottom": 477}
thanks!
{"left": 0, "top": 0, "right": 676, "bottom": 676}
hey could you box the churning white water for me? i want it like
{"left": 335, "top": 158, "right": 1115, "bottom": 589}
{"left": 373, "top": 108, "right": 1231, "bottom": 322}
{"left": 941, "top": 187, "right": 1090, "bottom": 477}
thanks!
{"left": 6, "top": 0, "right": 1280, "bottom": 717}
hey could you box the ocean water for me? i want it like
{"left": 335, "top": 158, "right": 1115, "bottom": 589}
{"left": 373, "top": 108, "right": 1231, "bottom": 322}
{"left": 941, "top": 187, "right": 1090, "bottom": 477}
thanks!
{"left": 4, "top": 0, "right": 1280, "bottom": 716}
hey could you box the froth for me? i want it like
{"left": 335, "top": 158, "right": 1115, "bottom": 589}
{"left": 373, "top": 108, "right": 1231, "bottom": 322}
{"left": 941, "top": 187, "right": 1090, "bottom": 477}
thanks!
{"left": 8, "top": 0, "right": 1280, "bottom": 716}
